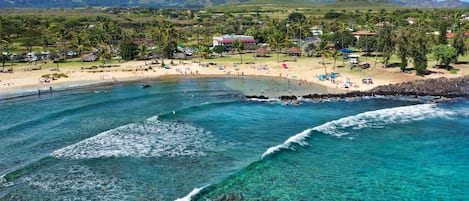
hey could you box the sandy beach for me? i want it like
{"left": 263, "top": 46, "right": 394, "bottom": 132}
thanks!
{"left": 1, "top": 58, "right": 468, "bottom": 98}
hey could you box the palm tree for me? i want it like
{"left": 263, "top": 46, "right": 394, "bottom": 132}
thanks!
{"left": 48, "top": 22, "right": 69, "bottom": 70}
{"left": 363, "top": 11, "right": 372, "bottom": 63}
{"left": 268, "top": 29, "right": 285, "bottom": 63}
{"left": 232, "top": 39, "right": 245, "bottom": 64}
{"left": 0, "top": 39, "right": 7, "bottom": 71}
{"left": 317, "top": 40, "right": 330, "bottom": 75}
{"left": 139, "top": 44, "right": 148, "bottom": 60}
{"left": 98, "top": 47, "right": 112, "bottom": 66}
{"left": 152, "top": 22, "right": 178, "bottom": 59}
{"left": 332, "top": 49, "right": 338, "bottom": 69}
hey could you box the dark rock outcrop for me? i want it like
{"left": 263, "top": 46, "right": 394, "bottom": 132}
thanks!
{"left": 244, "top": 95, "right": 269, "bottom": 99}
{"left": 369, "top": 77, "right": 469, "bottom": 98}
{"left": 245, "top": 77, "right": 469, "bottom": 102}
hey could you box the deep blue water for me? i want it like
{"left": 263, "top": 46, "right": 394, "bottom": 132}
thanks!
{"left": 0, "top": 77, "right": 468, "bottom": 201}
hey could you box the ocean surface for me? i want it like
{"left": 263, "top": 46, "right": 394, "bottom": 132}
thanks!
{"left": 0, "top": 77, "right": 468, "bottom": 201}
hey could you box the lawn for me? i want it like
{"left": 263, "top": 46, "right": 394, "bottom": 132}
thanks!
{"left": 6, "top": 60, "right": 121, "bottom": 72}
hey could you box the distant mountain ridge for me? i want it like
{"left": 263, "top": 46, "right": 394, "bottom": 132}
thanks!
{"left": 386, "top": 0, "right": 469, "bottom": 8}
{"left": 0, "top": 0, "right": 467, "bottom": 8}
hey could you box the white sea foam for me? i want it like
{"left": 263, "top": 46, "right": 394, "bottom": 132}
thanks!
{"left": 262, "top": 104, "right": 455, "bottom": 158}
{"left": 314, "top": 104, "right": 454, "bottom": 137}
{"left": 175, "top": 185, "right": 208, "bottom": 201}
{"left": 246, "top": 97, "right": 280, "bottom": 102}
{"left": 51, "top": 116, "right": 214, "bottom": 159}
{"left": 22, "top": 165, "right": 151, "bottom": 200}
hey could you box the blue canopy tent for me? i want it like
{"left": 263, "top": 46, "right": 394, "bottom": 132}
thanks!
{"left": 339, "top": 48, "right": 353, "bottom": 53}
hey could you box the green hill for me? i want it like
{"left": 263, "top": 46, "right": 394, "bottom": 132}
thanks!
{"left": 0, "top": 0, "right": 467, "bottom": 8}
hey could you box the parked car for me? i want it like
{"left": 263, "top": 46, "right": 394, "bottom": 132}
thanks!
{"left": 358, "top": 62, "right": 370, "bottom": 69}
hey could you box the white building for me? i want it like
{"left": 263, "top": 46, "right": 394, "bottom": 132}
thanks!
{"left": 212, "top": 35, "right": 256, "bottom": 49}
{"left": 309, "top": 26, "right": 323, "bottom": 36}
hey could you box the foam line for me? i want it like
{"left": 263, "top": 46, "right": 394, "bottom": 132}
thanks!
{"left": 262, "top": 104, "right": 455, "bottom": 158}
{"left": 51, "top": 116, "right": 214, "bottom": 159}
{"left": 20, "top": 165, "right": 142, "bottom": 200}
{"left": 175, "top": 185, "right": 208, "bottom": 201}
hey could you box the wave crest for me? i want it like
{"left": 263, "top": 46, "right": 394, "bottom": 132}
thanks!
{"left": 262, "top": 104, "right": 455, "bottom": 158}
{"left": 175, "top": 185, "right": 208, "bottom": 201}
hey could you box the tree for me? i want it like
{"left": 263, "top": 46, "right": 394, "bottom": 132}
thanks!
{"left": 198, "top": 45, "right": 211, "bottom": 60}
{"left": 302, "top": 41, "right": 317, "bottom": 57}
{"left": 119, "top": 41, "right": 139, "bottom": 60}
{"left": 151, "top": 21, "right": 178, "bottom": 59}
{"left": 317, "top": 40, "right": 330, "bottom": 74}
{"left": 332, "top": 49, "right": 338, "bottom": 69}
{"left": 0, "top": 39, "right": 7, "bottom": 70}
{"left": 98, "top": 47, "right": 112, "bottom": 65}
{"left": 48, "top": 22, "right": 69, "bottom": 62}
{"left": 363, "top": 11, "right": 372, "bottom": 63}
{"left": 328, "top": 31, "right": 356, "bottom": 49}
{"left": 268, "top": 29, "right": 285, "bottom": 63}
{"left": 212, "top": 45, "right": 227, "bottom": 57}
{"left": 452, "top": 29, "right": 467, "bottom": 57}
{"left": 287, "top": 12, "right": 306, "bottom": 22}
{"left": 357, "top": 36, "right": 377, "bottom": 52}
{"left": 395, "top": 29, "right": 411, "bottom": 72}
{"left": 432, "top": 45, "right": 458, "bottom": 66}
{"left": 139, "top": 44, "right": 148, "bottom": 60}
{"left": 437, "top": 20, "right": 449, "bottom": 45}
{"left": 377, "top": 23, "right": 394, "bottom": 67}
{"left": 409, "top": 26, "right": 430, "bottom": 76}
{"left": 232, "top": 40, "right": 245, "bottom": 64}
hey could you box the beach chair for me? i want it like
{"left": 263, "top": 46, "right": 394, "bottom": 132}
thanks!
{"left": 317, "top": 74, "right": 327, "bottom": 81}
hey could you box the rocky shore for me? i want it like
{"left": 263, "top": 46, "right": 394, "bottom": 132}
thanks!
{"left": 245, "top": 77, "right": 469, "bottom": 102}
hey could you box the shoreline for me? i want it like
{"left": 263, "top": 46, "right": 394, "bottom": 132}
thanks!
{"left": 1, "top": 60, "right": 468, "bottom": 100}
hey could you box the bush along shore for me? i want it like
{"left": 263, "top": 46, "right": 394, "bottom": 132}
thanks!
{"left": 245, "top": 77, "right": 469, "bottom": 102}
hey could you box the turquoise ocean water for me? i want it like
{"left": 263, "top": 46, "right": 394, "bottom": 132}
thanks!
{"left": 0, "top": 77, "right": 468, "bottom": 200}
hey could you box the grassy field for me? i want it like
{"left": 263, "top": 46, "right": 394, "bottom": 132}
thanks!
{"left": 5, "top": 60, "right": 120, "bottom": 72}
{"left": 210, "top": 0, "right": 400, "bottom": 19}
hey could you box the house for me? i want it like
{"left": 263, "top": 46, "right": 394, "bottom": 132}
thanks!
{"left": 212, "top": 35, "right": 256, "bottom": 49}
{"left": 309, "top": 26, "right": 323, "bottom": 36}
{"left": 352, "top": 31, "right": 377, "bottom": 41}
{"left": 254, "top": 47, "right": 271, "bottom": 57}
{"left": 406, "top": 17, "right": 417, "bottom": 25}
{"left": 286, "top": 47, "right": 301, "bottom": 56}
{"left": 461, "top": 13, "right": 469, "bottom": 21}
{"left": 446, "top": 32, "right": 469, "bottom": 39}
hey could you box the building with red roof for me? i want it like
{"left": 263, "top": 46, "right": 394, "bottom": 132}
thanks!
{"left": 446, "top": 32, "right": 469, "bottom": 39}
{"left": 213, "top": 35, "right": 256, "bottom": 49}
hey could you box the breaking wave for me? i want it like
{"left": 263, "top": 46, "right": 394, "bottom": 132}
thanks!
{"left": 51, "top": 116, "right": 214, "bottom": 159}
{"left": 262, "top": 104, "right": 455, "bottom": 158}
{"left": 175, "top": 185, "right": 209, "bottom": 201}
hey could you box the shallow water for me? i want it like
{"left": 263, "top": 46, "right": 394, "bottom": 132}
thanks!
{"left": 0, "top": 77, "right": 468, "bottom": 200}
